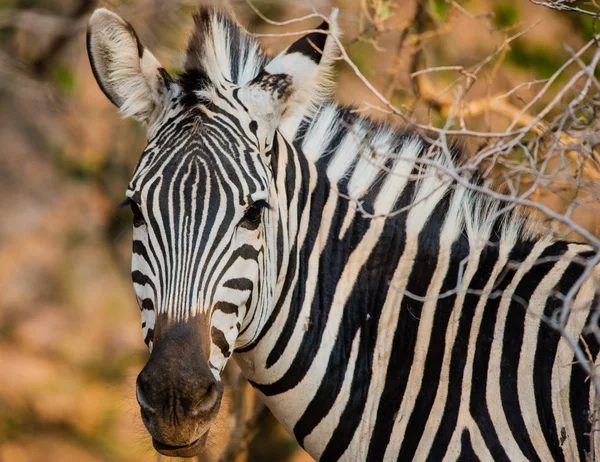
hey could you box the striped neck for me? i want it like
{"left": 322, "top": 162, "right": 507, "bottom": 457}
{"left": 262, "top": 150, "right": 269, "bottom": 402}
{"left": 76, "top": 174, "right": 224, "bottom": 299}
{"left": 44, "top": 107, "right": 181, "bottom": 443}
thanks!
{"left": 231, "top": 101, "right": 553, "bottom": 458}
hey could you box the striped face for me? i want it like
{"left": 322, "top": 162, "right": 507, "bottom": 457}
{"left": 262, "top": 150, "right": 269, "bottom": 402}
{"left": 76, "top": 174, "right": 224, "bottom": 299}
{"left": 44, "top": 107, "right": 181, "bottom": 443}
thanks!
{"left": 87, "top": 6, "right": 337, "bottom": 457}
{"left": 126, "top": 83, "right": 275, "bottom": 373}
{"left": 122, "top": 85, "right": 281, "bottom": 456}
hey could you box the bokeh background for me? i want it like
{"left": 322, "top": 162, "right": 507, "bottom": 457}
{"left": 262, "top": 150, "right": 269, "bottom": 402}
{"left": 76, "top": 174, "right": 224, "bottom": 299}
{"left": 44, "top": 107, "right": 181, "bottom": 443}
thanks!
{"left": 1, "top": 0, "right": 599, "bottom": 460}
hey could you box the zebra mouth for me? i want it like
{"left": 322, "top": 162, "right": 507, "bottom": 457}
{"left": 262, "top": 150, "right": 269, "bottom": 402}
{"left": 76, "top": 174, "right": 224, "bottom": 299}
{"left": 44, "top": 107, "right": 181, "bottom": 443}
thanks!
{"left": 152, "top": 433, "right": 207, "bottom": 458}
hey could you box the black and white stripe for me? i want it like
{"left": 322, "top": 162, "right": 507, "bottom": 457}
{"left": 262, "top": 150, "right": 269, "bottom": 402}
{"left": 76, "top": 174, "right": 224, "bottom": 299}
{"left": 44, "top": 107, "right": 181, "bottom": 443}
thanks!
{"left": 91, "top": 7, "right": 600, "bottom": 460}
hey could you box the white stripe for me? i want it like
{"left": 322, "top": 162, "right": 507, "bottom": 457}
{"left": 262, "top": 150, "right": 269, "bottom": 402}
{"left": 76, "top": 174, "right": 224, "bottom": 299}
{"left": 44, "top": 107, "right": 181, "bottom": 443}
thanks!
{"left": 486, "top": 239, "right": 550, "bottom": 460}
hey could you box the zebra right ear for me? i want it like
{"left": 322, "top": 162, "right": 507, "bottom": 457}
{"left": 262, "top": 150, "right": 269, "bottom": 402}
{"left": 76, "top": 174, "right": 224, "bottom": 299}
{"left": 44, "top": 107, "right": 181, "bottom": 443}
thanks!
{"left": 259, "top": 9, "right": 340, "bottom": 117}
{"left": 240, "top": 10, "right": 340, "bottom": 150}
{"left": 87, "top": 9, "right": 173, "bottom": 123}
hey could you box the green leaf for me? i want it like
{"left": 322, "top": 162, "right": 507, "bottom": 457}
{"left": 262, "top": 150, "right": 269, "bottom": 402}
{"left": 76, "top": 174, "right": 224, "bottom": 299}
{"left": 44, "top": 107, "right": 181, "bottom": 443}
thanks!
{"left": 507, "top": 40, "right": 565, "bottom": 79}
{"left": 494, "top": 3, "right": 521, "bottom": 28}
{"left": 51, "top": 63, "right": 75, "bottom": 96}
{"left": 429, "top": 0, "right": 450, "bottom": 22}
{"left": 379, "top": 4, "right": 390, "bottom": 20}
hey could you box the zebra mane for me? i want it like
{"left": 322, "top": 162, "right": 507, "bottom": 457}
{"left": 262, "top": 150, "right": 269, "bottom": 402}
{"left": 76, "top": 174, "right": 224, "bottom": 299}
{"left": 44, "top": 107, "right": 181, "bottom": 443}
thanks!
{"left": 290, "top": 102, "right": 540, "bottom": 245}
{"left": 183, "top": 8, "right": 268, "bottom": 88}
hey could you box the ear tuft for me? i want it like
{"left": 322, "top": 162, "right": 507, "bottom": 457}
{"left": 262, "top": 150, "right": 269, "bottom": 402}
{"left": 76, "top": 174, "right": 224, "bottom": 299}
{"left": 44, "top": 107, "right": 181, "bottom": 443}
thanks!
{"left": 235, "top": 9, "right": 341, "bottom": 151}
{"left": 239, "top": 71, "right": 292, "bottom": 152}
{"left": 87, "top": 8, "right": 171, "bottom": 123}
{"left": 238, "top": 9, "right": 341, "bottom": 152}
{"left": 250, "top": 71, "right": 293, "bottom": 104}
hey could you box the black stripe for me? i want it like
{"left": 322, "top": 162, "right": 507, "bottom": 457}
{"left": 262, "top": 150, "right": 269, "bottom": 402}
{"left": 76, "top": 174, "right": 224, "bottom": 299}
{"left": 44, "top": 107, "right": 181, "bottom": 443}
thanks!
{"left": 144, "top": 328, "right": 154, "bottom": 346}
{"left": 317, "top": 168, "right": 419, "bottom": 460}
{"left": 133, "top": 240, "right": 155, "bottom": 274}
{"left": 467, "top": 242, "right": 524, "bottom": 462}
{"left": 213, "top": 301, "right": 239, "bottom": 315}
{"left": 145, "top": 177, "right": 169, "bottom": 300}
{"left": 259, "top": 144, "right": 327, "bottom": 368}
{"left": 281, "top": 136, "right": 299, "bottom": 213}
{"left": 570, "top": 292, "right": 600, "bottom": 460}
{"left": 141, "top": 299, "right": 154, "bottom": 311}
{"left": 367, "top": 191, "right": 450, "bottom": 460}
{"left": 318, "top": 105, "right": 359, "bottom": 165}
{"left": 223, "top": 278, "right": 254, "bottom": 292}
{"left": 533, "top": 250, "right": 596, "bottom": 459}
{"left": 262, "top": 177, "right": 334, "bottom": 371}
{"left": 132, "top": 270, "right": 155, "bottom": 290}
{"left": 292, "top": 115, "right": 312, "bottom": 145}
{"left": 211, "top": 326, "right": 230, "bottom": 358}
{"left": 286, "top": 20, "right": 329, "bottom": 64}
{"left": 428, "top": 239, "right": 514, "bottom": 461}
{"left": 500, "top": 242, "right": 567, "bottom": 461}
{"left": 457, "top": 429, "right": 478, "bottom": 461}
{"left": 396, "top": 234, "right": 469, "bottom": 459}
{"left": 170, "top": 156, "right": 191, "bottom": 318}
{"left": 180, "top": 157, "right": 200, "bottom": 310}
{"left": 272, "top": 140, "right": 285, "bottom": 276}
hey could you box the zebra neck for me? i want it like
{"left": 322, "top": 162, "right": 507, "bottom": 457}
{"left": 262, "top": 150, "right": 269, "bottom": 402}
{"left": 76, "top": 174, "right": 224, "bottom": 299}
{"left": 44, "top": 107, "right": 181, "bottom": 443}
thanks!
{"left": 235, "top": 105, "right": 514, "bottom": 444}
{"left": 234, "top": 125, "right": 418, "bottom": 435}
{"left": 233, "top": 105, "right": 600, "bottom": 460}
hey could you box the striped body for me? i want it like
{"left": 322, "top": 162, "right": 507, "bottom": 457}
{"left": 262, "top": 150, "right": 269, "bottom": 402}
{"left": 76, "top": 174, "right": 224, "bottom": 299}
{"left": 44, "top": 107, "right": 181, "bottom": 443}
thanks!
{"left": 242, "top": 116, "right": 600, "bottom": 461}
{"left": 87, "top": 8, "right": 600, "bottom": 460}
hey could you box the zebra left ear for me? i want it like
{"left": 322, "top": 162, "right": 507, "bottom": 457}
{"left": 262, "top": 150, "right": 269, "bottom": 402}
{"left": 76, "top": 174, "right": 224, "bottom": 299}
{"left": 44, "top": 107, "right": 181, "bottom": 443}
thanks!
{"left": 87, "top": 9, "right": 174, "bottom": 123}
{"left": 240, "top": 10, "right": 339, "bottom": 147}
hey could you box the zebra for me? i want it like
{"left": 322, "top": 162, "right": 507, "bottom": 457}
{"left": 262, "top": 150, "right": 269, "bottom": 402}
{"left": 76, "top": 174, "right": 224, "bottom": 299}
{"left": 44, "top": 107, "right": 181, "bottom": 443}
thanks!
{"left": 86, "top": 6, "right": 600, "bottom": 461}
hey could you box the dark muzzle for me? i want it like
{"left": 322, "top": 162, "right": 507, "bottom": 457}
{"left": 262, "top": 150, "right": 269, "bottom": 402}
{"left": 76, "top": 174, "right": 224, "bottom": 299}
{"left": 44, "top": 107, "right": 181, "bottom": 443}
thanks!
{"left": 135, "top": 321, "right": 223, "bottom": 457}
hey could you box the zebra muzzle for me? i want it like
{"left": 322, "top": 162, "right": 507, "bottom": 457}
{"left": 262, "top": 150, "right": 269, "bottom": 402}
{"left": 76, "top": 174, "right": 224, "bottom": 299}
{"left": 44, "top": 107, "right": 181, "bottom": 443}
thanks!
{"left": 135, "top": 317, "right": 222, "bottom": 457}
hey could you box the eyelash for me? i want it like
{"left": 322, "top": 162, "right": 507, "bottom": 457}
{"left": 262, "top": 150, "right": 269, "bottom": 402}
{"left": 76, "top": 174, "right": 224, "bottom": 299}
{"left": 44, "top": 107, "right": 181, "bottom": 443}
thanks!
{"left": 119, "top": 198, "right": 146, "bottom": 227}
{"left": 243, "top": 200, "right": 270, "bottom": 224}
{"left": 130, "top": 202, "right": 146, "bottom": 227}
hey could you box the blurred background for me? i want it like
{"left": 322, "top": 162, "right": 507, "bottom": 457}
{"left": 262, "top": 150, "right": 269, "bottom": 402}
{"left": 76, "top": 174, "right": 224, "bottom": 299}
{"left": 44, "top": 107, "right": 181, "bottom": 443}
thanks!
{"left": 1, "top": 0, "right": 599, "bottom": 460}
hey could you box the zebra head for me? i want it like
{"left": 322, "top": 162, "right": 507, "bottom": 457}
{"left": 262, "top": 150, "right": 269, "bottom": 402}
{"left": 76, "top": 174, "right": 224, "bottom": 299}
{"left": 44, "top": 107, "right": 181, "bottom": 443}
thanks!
{"left": 87, "top": 7, "right": 338, "bottom": 457}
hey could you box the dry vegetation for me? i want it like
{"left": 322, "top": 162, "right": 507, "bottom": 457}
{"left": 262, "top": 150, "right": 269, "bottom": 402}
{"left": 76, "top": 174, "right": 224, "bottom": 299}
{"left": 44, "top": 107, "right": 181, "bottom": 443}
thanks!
{"left": 1, "top": 0, "right": 600, "bottom": 461}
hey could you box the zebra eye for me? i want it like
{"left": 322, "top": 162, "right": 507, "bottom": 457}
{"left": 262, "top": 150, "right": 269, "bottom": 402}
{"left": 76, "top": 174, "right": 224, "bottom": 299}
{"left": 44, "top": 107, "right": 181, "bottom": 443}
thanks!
{"left": 130, "top": 201, "right": 146, "bottom": 227}
{"left": 243, "top": 200, "right": 268, "bottom": 224}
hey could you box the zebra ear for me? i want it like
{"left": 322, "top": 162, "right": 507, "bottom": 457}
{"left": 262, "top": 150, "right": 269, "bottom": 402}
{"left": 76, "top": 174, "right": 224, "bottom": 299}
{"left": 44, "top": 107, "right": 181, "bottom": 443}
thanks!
{"left": 87, "top": 9, "right": 173, "bottom": 123}
{"left": 241, "top": 10, "right": 340, "bottom": 140}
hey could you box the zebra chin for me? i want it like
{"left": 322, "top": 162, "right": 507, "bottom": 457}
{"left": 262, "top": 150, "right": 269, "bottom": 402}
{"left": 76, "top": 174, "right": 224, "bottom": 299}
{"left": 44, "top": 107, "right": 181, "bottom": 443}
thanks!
{"left": 152, "top": 432, "right": 209, "bottom": 458}
{"left": 136, "top": 316, "right": 224, "bottom": 458}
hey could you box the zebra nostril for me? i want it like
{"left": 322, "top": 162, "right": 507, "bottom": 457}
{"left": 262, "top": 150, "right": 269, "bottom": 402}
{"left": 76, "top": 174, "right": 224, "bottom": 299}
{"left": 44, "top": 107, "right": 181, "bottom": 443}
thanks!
{"left": 190, "top": 383, "right": 220, "bottom": 416}
{"left": 136, "top": 378, "right": 155, "bottom": 414}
